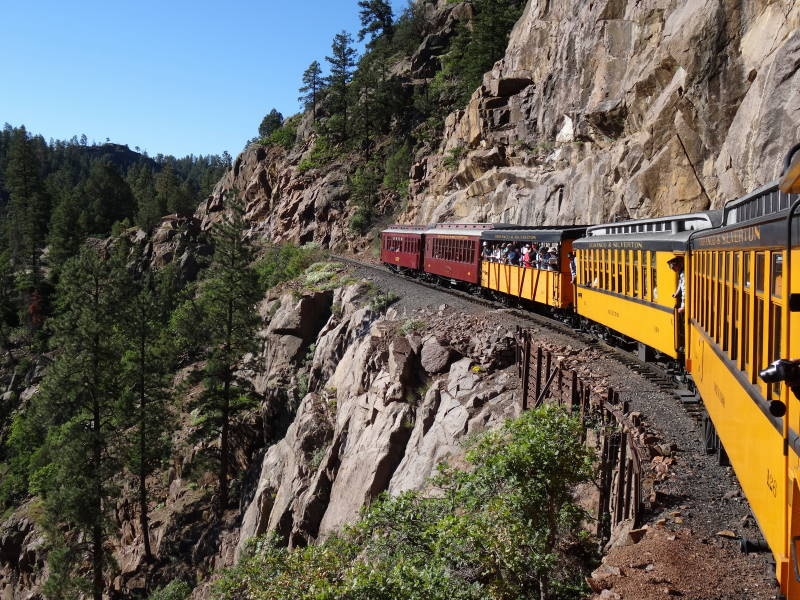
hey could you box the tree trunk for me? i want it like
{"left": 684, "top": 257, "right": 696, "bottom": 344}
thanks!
{"left": 138, "top": 324, "right": 152, "bottom": 561}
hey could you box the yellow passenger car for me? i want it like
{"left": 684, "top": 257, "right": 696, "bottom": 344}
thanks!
{"left": 687, "top": 180, "right": 800, "bottom": 598}
{"left": 479, "top": 228, "right": 586, "bottom": 309}
{"left": 573, "top": 213, "right": 721, "bottom": 359}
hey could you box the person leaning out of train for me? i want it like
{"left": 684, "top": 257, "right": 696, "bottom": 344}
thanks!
{"left": 668, "top": 257, "right": 685, "bottom": 313}
{"left": 567, "top": 251, "right": 577, "bottom": 283}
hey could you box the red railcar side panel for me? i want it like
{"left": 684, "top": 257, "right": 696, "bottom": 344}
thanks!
{"left": 380, "top": 231, "right": 424, "bottom": 271}
{"left": 423, "top": 235, "right": 482, "bottom": 285}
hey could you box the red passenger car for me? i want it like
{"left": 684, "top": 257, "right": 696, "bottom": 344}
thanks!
{"left": 423, "top": 223, "right": 498, "bottom": 285}
{"left": 380, "top": 225, "right": 426, "bottom": 273}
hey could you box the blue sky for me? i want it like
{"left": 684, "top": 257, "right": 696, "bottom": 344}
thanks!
{"left": 1, "top": 0, "right": 409, "bottom": 158}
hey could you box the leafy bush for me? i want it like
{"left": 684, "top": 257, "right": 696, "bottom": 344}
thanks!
{"left": 442, "top": 144, "right": 466, "bottom": 169}
{"left": 297, "top": 135, "right": 337, "bottom": 173}
{"left": 383, "top": 142, "right": 413, "bottom": 198}
{"left": 264, "top": 124, "right": 296, "bottom": 150}
{"left": 254, "top": 243, "right": 326, "bottom": 291}
{"left": 148, "top": 580, "right": 192, "bottom": 600}
{"left": 213, "top": 406, "right": 597, "bottom": 600}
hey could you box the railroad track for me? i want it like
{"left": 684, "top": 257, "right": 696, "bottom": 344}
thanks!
{"left": 334, "top": 253, "right": 703, "bottom": 418}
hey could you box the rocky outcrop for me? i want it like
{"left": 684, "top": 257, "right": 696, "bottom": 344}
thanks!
{"left": 237, "top": 302, "right": 521, "bottom": 555}
{"left": 406, "top": 0, "right": 800, "bottom": 226}
{"left": 0, "top": 504, "right": 45, "bottom": 600}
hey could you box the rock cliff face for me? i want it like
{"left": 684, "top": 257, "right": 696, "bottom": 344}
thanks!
{"left": 409, "top": 0, "right": 800, "bottom": 225}
{"left": 209, "top": 1, "right": 799, "bottom": 240}
{"left": 237, "top": 289, "right": 520, "bottom": 554}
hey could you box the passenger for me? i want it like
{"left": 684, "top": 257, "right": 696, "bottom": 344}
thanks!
{"left": 481, "top": 241, "right": 491, "bottom": 260}
{"left": 502, "top": 243, "right": 512, "bottom": 263}
{"left": 668, "top": 256, "right": 685, "bottom": 313}
{"left": 492, "top": 244, "right": 502, "bottom": 263}
{"left": 537, "top": 247, "right": 548, "bottom": 269}
{"left": 548, "top": 247, "right": 559, "bottom": 270}
{"left": 567, "top": 251, "right": 577, "bottom": 283}
{"left": 521, "top": 245, "right": 532, "bottom": 267}
{"left": 507, "top": 244, "right": 519, "bottom": 265}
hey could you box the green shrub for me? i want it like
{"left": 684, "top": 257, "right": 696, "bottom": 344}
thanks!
{"left": 254, "top": 243, "right": 326, "bottom": 291}
{"left": 264, "top": 125, "right": 296, "bottom": 150}
{"left": 213, "top": 406, "right": 597, "bottom": 600}
{"left": 148, "top": 580, "right": 192, "bottom": 600}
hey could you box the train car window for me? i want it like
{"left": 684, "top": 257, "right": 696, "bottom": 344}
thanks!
{"left": 731, "top": 286, "right": 739, "bottom": 362}
{"left": 622, "top": 250, "right": 628, "bottom": 295}
{"left": 650, "top": 251, "right": 657, "bottom": 301}
{"left": 718, "top": 254, "right": 724, "bottom": 343}
{"left": 742, "top": 292, "right": 751, "bottom": 373}
{"left": 722, "top": 254, "right": 730, "bottom": 351}
{"left": 755, "top": 252, "right": 765, "bottom": 293}
{"left": 770, "top": 303, "right": 783, "bottom": 398}
{"left": 771, "top": 253, "right": 783, "bottom": 298}
{"left": 754, "top": 297, "right": 765, "bottom": 386}
{"left": 744, "top": 253, "right": 751, "bottom": 289}
{"left": 641, "top": 251, "right": 648, "bottom": 300}
{"left": 600, "top": 250, "right": 607, "bottom": 289}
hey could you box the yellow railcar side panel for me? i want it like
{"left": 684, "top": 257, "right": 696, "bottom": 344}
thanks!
{"left": 481, "top": 263, "right": 559, "bottom": 307}
{"left": 689, "top": 328, "right": 787, "bottom": 562}
{"left": 576, "top": 286, "right": 677, "bottom": 358}
{"left": 786, "top": 247, "right": 800, "bottom": 599}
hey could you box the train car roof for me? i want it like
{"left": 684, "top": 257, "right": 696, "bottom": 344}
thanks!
{"left": 573, "top": 211, "right": 721, "bottom": 251}
{"left": 480, "top": 226, "right": 588, "bottom": 243}
{"left": 573, "top": 230, "right": 697, "bottom": 251}
{"left": 422, "top": 223, "right": 529, "bottom": 236}
{"left": 583, "top": 210, "right": 722, "bottom": 238}
{"left": 721, "top": 181, "right": 800, "bottom": 226}
{"left": 382, "top": 224, "right": 430, "bottom": 235}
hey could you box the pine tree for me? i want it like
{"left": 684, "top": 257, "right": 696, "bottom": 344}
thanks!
{"left": 81, "top": 160, "right": 136, "bottom": 234}
{"left": 128, "top": 162, "right": 160, "bottom": 230}
{"left": 5, "top": 126, "right": 50, "bottom": 293}
{"left": 325, "top": 31, "right": 358, "bottom": 142}
{"left": 28, "top": 244, "right": 129, "bottom": 600}
{"left": 120, "top": 265, "right": 176, "bottom": 563}
{"left": 258, "top": 109, "right": 284, "bottom": 139}
{"left": 298, "top": 61, "right": 324, "bottom": 120}
{"left": 358, "top": 0, "right": 394, "bottom": 45}
{"left": 174, "top": 192, "right": 261, "bottom": 513}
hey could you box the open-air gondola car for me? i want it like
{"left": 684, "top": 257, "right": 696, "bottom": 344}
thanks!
{"left": 480, "top": 227, "right": 587, "bottom": 309}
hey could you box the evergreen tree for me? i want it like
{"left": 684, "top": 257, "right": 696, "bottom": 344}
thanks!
{"left": 298, "top": 61, "right": 324, "bottom": 120}
{"left": 440, "top": 0, "right": 526, "bottom": 108}
{"left": 173, "top": 192, "right": 261, "bottom": 512}
{"left": 258, "top": 109, "right": 284, "bottom": 139}
{"left": 46, "top": 184, "right": 86, "bottom": 277}
{"left": 27, "top": 244, "right": 129, "bottom": 600}
{"left": 80, "top": 160, "right": 136, "bottom": 234}
{"left": 358, "top": 0, "right": 394, "bottom": 45}
{"left": 128, "top": 162, "right": 160, "bottom": 230}
{"left": 155, "top": 162, "right": 180, "bottom": 217}
{"left": 5, "top": 126, "right": 50, "bottom": 292}
{"left": 120, "top": 264, "right": 176, "bottom": 563}
{"left": 324, "top": 31, "right": 358, "bottom": 142}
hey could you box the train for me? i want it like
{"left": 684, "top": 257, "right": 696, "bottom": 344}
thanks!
{"left": 380, "top": 145, "right": 800, "bottom": 598}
